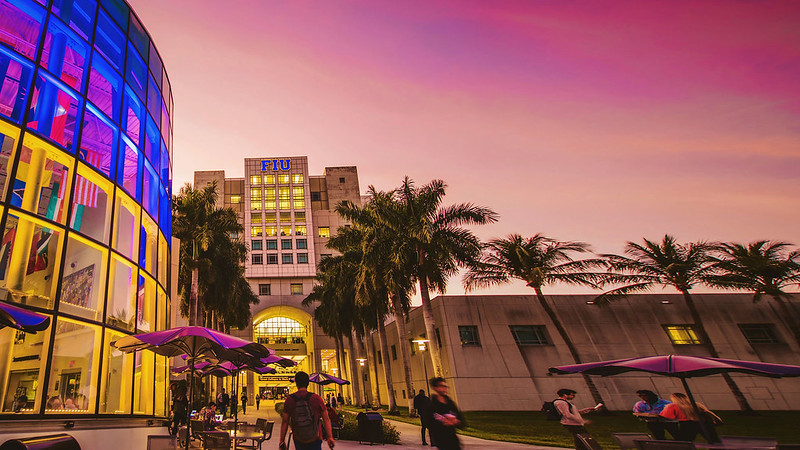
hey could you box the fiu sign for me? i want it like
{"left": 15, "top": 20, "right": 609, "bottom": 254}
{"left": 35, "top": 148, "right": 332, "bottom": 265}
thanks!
{"left": 261, "top": 159, "right": 291, "bottom": 171}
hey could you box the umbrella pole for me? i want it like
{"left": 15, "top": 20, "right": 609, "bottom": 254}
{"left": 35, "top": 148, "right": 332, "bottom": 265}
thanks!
{"left": 680, "top": 377, "right": 717, "bottom": 444}
{"left": 233, "top": 370, "right": 238, "bottom": 450}
{"left": 186, "top": 361, "right": 194, "bottom": 450}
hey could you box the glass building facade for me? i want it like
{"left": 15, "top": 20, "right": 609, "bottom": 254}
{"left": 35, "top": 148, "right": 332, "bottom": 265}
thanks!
{"left": 0, "top": 0, "right": 172, "bottom": 418}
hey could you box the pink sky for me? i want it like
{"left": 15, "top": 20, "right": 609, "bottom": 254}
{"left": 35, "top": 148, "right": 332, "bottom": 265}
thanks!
{"left": 130, "top": 0, "right": 800, "bottom": 295}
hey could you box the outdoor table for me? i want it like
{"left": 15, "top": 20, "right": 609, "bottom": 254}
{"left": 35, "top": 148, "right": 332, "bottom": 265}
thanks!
{"left": 225, "top": 430, "right": 265, "bottom": 448}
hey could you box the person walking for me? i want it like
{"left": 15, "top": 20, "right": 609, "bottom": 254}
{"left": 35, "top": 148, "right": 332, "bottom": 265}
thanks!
{"left": 632, "top": 390, "right": 671, "bottom": 439}
{"left": 220, "top": 388, "right": 230, "bottom": 419}
{"left": 241, "top": 391, "right": 247, "bottom": 415}
{"left": 279, "top": 371, "right": 335, "bottom": 450}
{"left": 424, "top": 378, "right": 464, "bottom": 450}
{"left": 170, "top": 389, "right": 188, "bottom": 436}
{"left": 414, "top": 389, "right": 432, "bottom": 446}
{"left": 256, "top": 393, "right": 261, "bottom": 411}
{"left": 554, "top": 388, "right": 602, "bottom": 449}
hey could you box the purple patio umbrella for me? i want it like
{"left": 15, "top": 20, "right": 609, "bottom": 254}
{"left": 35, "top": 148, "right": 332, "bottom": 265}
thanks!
{"left": 308, "top": 372, "right": 351, "bottom": 386}
{"left": 0, "top": 300, "right": 50, "bottom": 333}
{"left": 550, "top": 355, "right": 800, "bottom": 443}
{"left": 261, "top": 354, "right": 297, "bottom": 368}
{"left": 112, "top": 326, "right": 272, "bottom": 450}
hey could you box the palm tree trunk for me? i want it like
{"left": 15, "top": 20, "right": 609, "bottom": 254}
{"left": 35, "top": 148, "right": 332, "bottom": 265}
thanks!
{"left": 681, "top": 290, "right": 754, "bottom": 412}
{"left": 376, "top": 308, "right": 398, "bottom": 413}
{"left": 418, "top": 276, "right": 444, "bottom": 377}
{"left": 770, "top": 295, "right": 800, "bottom": 348}
{"left": 347, "top": 331, "right": 362, "bottom": 406}
{"left": 533, "top": 286, "right": 605, "bottom": 405}
{"left": 390, "top": 293, "right": 416, "bottom": 415}
{"left": 335, "top": 335, "right": 345, "bottom": 398}
{"left": 190, "top": 267, "right": 199, "bottom": 326}
{"left": 366, "top": 330, "right": 381, "bottom": 407}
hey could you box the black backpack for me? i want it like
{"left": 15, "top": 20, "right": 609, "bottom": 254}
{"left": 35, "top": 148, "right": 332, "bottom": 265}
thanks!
{"left": 290, "top": 392, "right": 319, "bottom": 443}
{"left": 542, "top": 399, "right": 572, "bottom": 421}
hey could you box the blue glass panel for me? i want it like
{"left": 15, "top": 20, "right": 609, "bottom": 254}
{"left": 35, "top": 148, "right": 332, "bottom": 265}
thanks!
{"left": 143, "top": 113, "right": 159, "bottom": 165}
{"left": 28, "top": 72, "right": 81, "bottom": 152}
{"left": 142, "top": 159, "right": 158, "bottom": 220}
{"left": 0, "top": 45, "right": 34, "bottom": 123}
{"left": 128, "top": 14, "right": 148, "bottom": 61}
{"left": 146, "top": 72, "right": 160, "bottom": 122}
{"left": 51, "top": 0, "right": 97, "bottom": 41}
{"left": 159, "top": 138, "right": 168, "bottom": 187}
{"left": 94, "top": 9, "right": 124, "bottom": 72}
{"left": 0, "top": 0, "right": 46, "bottom": 60}
{"left": 125, "top": 41, "right": 146, "bottom": 101}
{"left": 41, "top": 18, "right": 90, "bottom": 93}
{"left": 87, "top": 50, "right": 121, "bottom": 122}
{"left": 100, "top": 0, "right": 127, "bottom": 31}
{"left": 117, "top": 134, "right": 141, "bottom": 199}
{"left": 80, "top": 103, "right": 117, "bottom": 177}
{"left": 160, "top": 98, "right": 169, "bottom": 149}
{"left": 158, "top": 183, "right": 170, "bottom": 239}
{"left": 148, "top": 42, "right": 162, "bottom": 89}
{"left": 122, "top": 84, "right": 142, "bottom": 146}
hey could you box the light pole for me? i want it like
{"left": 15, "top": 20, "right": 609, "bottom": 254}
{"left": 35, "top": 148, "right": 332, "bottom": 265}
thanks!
{"left": 356, "top": 358, "right": 368, "bottom": 411}
{"left": 412, "top": 339, "right": 431, "bottom": 397}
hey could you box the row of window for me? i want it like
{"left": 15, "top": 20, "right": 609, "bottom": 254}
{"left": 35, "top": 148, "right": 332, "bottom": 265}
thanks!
{"left": 249, "top": 173, "right": 303, "bottom": 185}
{"left": 250, "top": 226, "right": 308, "bottom": 237}
{"left": 251, "top": 211, "right": 306, "bottom": 224}
{"left": 248, "top": 200, "right": 305, "bottom": 211}
{"left": 450, "top": 324, "right": 784, "bottom": 348}
{"left": 252, "top": 238, "right": 307, "bottom": 251}
{"left": 257, "top": 283, "right": 304, "bottom": 296}
{"left": 251, "top": 252, "right": 309, "bottom": 265}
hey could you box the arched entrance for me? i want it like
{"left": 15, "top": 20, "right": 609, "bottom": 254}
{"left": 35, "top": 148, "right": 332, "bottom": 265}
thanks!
{"left": 250, "top": 306, "right": 314, "bottom": 404}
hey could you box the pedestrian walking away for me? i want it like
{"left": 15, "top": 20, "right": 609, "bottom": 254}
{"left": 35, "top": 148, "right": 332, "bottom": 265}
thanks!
{"left": 553, "top": 388, "right": 602, "bottom": 449}
{"left": 241, "top": 391, "right": 247, "bottom": 415}
{"left": 256, "top": 393, "right": 261, "bottom": 410}
{"left": 280, "top": 371, "right": 335, "bottom": 450}
{"left": 220, "top": 389, "right": 229, "bottom": 419}
{"left": 424, "top": 377, "right": 465, "bottom": 450}
{"left": 414, "top": 389, "right": 432, "bottom": 446}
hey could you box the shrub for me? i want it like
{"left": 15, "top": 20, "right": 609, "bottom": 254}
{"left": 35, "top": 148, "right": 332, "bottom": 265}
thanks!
{"left": 274, "top": 402, "right": 284, "bottom": 416}
{"left": 337, "top": 412, "right": 399, "bottom": 444}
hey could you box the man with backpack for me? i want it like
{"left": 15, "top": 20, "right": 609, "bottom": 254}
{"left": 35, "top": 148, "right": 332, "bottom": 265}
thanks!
{"left": 280, "top": 371, "right": 335, "bottom": 450}
{"left": 549, "top": 388, "right": 602, "bottom": 449}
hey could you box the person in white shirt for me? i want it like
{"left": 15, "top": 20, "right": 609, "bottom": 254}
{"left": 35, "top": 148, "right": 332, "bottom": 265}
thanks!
{"left": 554, "top": 388, "right": 601, "bottom": 448}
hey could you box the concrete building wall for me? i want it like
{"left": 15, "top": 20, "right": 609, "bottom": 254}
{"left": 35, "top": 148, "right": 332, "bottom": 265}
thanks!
{"left": 371, "top": 293, "right": 800, "bottom": 411}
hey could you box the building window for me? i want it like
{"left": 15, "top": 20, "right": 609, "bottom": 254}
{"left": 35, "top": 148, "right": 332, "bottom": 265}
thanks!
{"left": 509, "top": 325, "right": 549, "bottom": 345}
{"left": 296, "top": 239, "right": 307, "bottom": 249}
{"left": 281, "top": 239, "right": 293, "bottom": 250}
{"left": 290, "top": 283, "right": 303, "bottom": 295}
{"left": 280, "top": 226, "right": 291, "bottom": 236}
{"left": 266, "top": 254, "right": 278, "bottom": 264}
{"left": 297, "top": 253, "right": 309, "bottom": 264}
{"left": 318, "top": 227, "right": 330, "bottom": 238}
{"left": 250, "top": 175, "right": 261, "bottom": 185}
{"left": 279, "top": 187, "right": 290, "bottom": 209}
{"left": 258, "top": 284, "right": 271, "bottom": 295}
{"left": 280, "top": 212, "right": 291, "bottom": 222}
{"left": 664, "top": 325, "right": 703, "bottom": 345}
{"left": 250, "top": 226, "right": 263, "bottom": 237}
{"left": 739, "top": 324, "right": 780, "bottom": 344}
{"left": 230, "top": 195, "right": 241, "bottom": 204}
{"left": 279, "top": 174, "right": 290, "bottom": 184}
{"left": 266, "top": 239, "right": 278, "bottom": 250}
{"left": 292, "top": 174, "right": 303, "bottom": 184}
{"left": 282, "top": 253, "right": 293, "bottom": 264}
{"left": 264, "top": 174, "right": 275, "bottom": 184}
{"left": 251, "top": 213, "right": 262, "bottom": 224}
{"left": 459, "top": 326, "right": 481, "bottom": 346}
{"left": 311, "top": 192, "right": 321, "bottom": 201}
{"left": 252, "top": 254, "right": 263, "bottom": 265}
{"left": 265, "top": 213, "right": 277, "bottom": 224}
{"left": 339, "top": 177, "right": 345, "bottom": 183}
{"left": 265, "top": 226, "right": 277, "bottom": 237}
{"left": 295, "top": 211, "right": 306, "bottom": 222}
{"left": 252, "top": 240, "right": 262, "bottom": 251}
{"left": 294, "top": 225, "right": 306, "bottom": 236}
{"left": 391, "top": 345, "right": 397, "bottom": 360}
{"left": 250, "top": 187, "right": 262, "bottom": 199}
{"left": 250, "top": 200, "right": 261, "bottom": 211}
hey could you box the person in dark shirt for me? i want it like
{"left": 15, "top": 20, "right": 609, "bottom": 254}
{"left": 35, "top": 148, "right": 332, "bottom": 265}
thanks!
{"left": 413, "top": 389, "right": 432, "bottom": 445}
{"left": 424, "top": 378, "right": 465, "bottom": 450}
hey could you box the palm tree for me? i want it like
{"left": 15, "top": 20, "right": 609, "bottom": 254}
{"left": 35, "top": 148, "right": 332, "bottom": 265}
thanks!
{"left": 374, "top": 177, "right": 498, "bottom": 377}
{"left": 705, "top": 241, "right": 800, "bottom": 347}
{"left": 597, "top": 235, "right": 754, "bottom": 412}
{"left": 464, "top": 233, "right": 608, "bottom": 405}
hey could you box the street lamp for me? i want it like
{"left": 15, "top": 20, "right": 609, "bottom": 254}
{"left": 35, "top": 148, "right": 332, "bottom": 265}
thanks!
{"left": 412, "top": 339, "right": 431, "bottom": 397}
{"left": 356, "top": 358, "right": 368, "bottom": 411}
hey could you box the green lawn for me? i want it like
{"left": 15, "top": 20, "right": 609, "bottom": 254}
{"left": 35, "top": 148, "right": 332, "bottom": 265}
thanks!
{"left": 344, "top": 406, "right": 800, "bottom": 448}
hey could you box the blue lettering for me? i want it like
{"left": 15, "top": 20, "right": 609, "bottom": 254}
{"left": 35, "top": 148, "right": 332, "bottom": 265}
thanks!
{"left": 261, "top": 160, "right": 270, "bottom": 171}
{"left": 279, "top": 159, "right": 290, "bottom": 171}
{"left": 261, "top": 158, "right": 291, "bottom": 171}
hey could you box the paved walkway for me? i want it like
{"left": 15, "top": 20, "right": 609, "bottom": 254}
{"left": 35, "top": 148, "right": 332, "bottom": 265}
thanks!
{"left": 233, "top": 407, "right": 564, "bottom": 449}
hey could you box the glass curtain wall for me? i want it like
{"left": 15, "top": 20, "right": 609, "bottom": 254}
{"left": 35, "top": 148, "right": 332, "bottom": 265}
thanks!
{"left": 0, "top": 0, "right": 173, "bottom": 418}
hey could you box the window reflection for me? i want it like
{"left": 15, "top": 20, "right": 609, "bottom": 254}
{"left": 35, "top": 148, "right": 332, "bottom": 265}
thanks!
{"left": 0, "top": 46, "right": 35, "bottom": 123}
{"left": 0, "top": 0, "right": 45, "bottom": 61}
{"left": 0, "top": 122, "right": 20, "bottom": 200}
{"left": 40, "top": 18, "right": 89, "bottom": 92}
{"left": 70, "top": 164, "right": 113, "bottom": 243}
{"left": 12, "top": 135, "right": 73, "bottom": 223}
{"left": 59, "top": 234, "right": 107, "bottom": 322}
{"left": 0, "top": 319, "right": 52, "bottom": 414}
{"left": 46, "top": 318, "right": 100, "bottom": 414}
{"left": 27, "top": 73, "right": 80, "bottom": 152}
{"left": 80, "top": 104, "right": 117, "bottom": 178}
{"left": 133, "top": 350, "right": 153, "bottom": 414}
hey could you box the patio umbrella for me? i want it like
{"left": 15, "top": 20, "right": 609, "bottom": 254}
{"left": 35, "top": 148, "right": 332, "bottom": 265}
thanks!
{"left": 549, "top": 355, "right": 800, "bottom": 443}
{"left": 112, "top": 326, "right": 272, "bottom": 450}
{"left": 261, "top": 354, "right": 297, "bottom": 368}
{"left": 0, "top": 300, "right": 50, "bottom": 333}
{"left": 308, "top": 372, "right": 351, "bottom": 385}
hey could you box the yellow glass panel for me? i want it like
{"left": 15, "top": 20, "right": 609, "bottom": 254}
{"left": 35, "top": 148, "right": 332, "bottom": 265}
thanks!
{"left": 133, "top": 351, "right": 154, "bottom": 414}
{"left": 294, "top": 212, "right": 305, "bottom": 223}
{"left": 295, "top": 226, "right": 307, "bottom": 236}
{"left": 59, "top": 233, "right": 108, "bottom": 322}
{"left": 112, "top": 190, "right": 140, "bottom": 262}
{"left": 250, "top": 200, "right": 261, "bottom": 211}
{"left": 15, "top": 135, "right": 74, "bottom": 224}
{"left": 265, "top": 214, "right": 276, "bottom": 224}
{"left": 137, "top": 274, "right": 157, "bottom": 333}
{"left": 250, "top": 226, "right": 263, "bottom": 237}
{"left": 140, "top": 212, "right": 158, "bottom": 275}
{"left": 250, "top": 175, "right": 261, "bottom": 185}
{"left": 251, "top": 213, "right": 262, "bottom": 224}
{"left": 157, "top": 287, "right": 169, "bottom": 331}
{"left": 46, "top": 318, "right": 101, "bottom": 414}
{"left": 229, "top": 195, "right": 241, "bottom": 204}
{"left": 107, "top": 254, "right": 137, "bottom": 331}
{"left": 250, "top": 188, "right": 262, "bottom": 199}
{"left": 0, "top": 121, "right": 20, "bottom": 202}
{"left": 280, "top": 226, "right": 291, "bottom": 237}
{"left": 278, "top": 174, "right": 290, "bottom": 184}
{"left": 70, "top": 163, "right": 113, "bottom": 244}
{"left": 292, "top": 186, "right": 304, "bottom": 198}
{"left": 100, "top": 330, "right": 133, "bottom": 414}
{"left": 154, "top": 354, "right": 168, "bottom": 416}
{"left": 264, "top": 174, "right": 275, "bottom": 184}
{"left": 293, "top": 199, "right": 305, "bottom": 209}
{"left": 264, "top": 226, "right": 277, "bottom": 237}
{"left": 264, "top": 200, "right": 276, "bottom": 210}
{"left": 157, "top": 232, "right": 168, "bottom": 286}
{"left": 292, "top": 174, "right": 303, "bottom": 184}
{"left": 0, "top": 314, "right": 52, "bottom": 414}
{"left": 264, "top": 188, "right": 276, "bottom": 199}
{"left": 318, "top": 227, "right": 330, "bottom": 238}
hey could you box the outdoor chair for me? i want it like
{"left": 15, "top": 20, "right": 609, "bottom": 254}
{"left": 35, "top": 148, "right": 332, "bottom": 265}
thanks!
{"left": 720, "top": 436, "right": 778, "bottom": 449}
{"left": 190, "top": 420, "right": 205, "bottom": 441}
{"left": 613, "top": 432, "right": 652, "bottom": 449}
{"left": 635, "top": 440, "right": 696, "bottom": 450}
{"left": 238, "top": 419, "right": 273, "bottom": 450}
{"left": 331, "top": 413, "right": 344, "bottom": 439}
{"left": 147, "top": 435, "right": 177, "bottom": 450}
{"left": 201, "top": 431, "right": 231, "bottom": 450}
{"left": 577, "top": 433, "right": 603, "bottom": 450}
